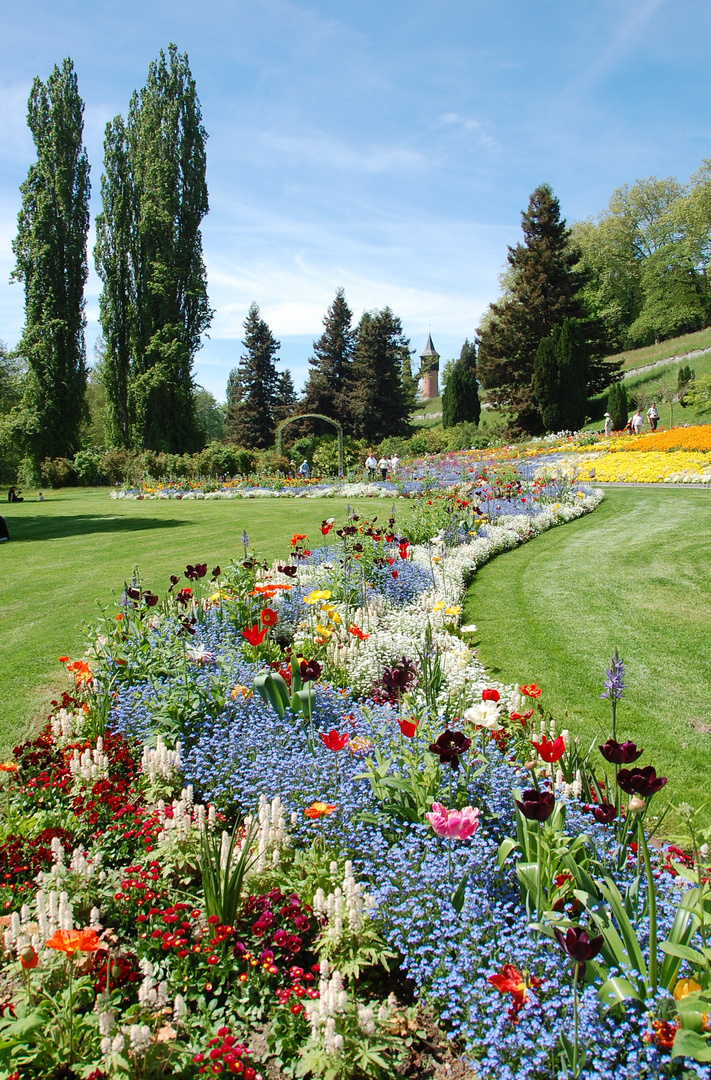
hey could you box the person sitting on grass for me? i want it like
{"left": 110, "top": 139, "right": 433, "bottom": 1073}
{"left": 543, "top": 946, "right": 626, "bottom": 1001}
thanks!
{"left": 7, "top": 487, "right": 23, "bottom": 503}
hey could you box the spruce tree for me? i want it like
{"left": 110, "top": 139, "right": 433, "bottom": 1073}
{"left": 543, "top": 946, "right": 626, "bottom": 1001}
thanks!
{"left": 94, "top": 44, "right": 212, "bottom": 452}
{"left": 478, "top": 184, "right": 611, "bottom": 435}
{"left": 275, "top": 370, "right": 297, "bottom": 422}
{"left": 303, "top": 289, "right": 355, "bottom": 430}
{"left": 607, "top": 381, "right": 629, "bottom": 431}
{"left": 227, "top": 304, "right": 281, "bottom": 448}
{"left": 348, "top": 308, "right": 412, "bottom": 441}
{"left": 442, "top": 340, "right": 481, "bottom": 428}
{"left": 11, "top": 58, "right": 90, "bottom": 465}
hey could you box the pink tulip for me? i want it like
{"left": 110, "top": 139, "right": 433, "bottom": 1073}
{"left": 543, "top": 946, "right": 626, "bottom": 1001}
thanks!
{"left": 425, "top": 801, "right": 479, "bottom": 840}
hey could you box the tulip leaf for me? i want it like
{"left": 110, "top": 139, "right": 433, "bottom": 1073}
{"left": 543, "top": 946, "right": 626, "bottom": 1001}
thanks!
{"left": 451, "top": 872, "right": 469, "bottom": 913}
{"left": 671, "top": 1028, "right": 711, "bottom": 1062}
{"left": 497, "top": 837, "right": 519, "bottom": 869}
{"left": 659, "top": 941, "right": 706, "bottom": 966}
{"left": 598, "top": 976, "right": 641, "bottom": 1007}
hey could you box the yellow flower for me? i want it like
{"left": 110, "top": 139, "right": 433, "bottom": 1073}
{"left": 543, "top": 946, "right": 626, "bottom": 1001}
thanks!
{"left": 432, "top": 600, "right": 444, "bottom": 611}
{"left": 315, "top": 624, "right": 334, "bottom": 637}
{"left": 348, "top": 735, "right": 373, "bottom": 754}
{"left": 303, "top": 589, "right": 332, "bottom": 605}
{"left": 231, "top": 685, "right": 252, "bottom": 700}
{"left": 432, "top": 555, "right": 441, "bottom": 564}
{"left": 674, "top": 977, "right": 702, "bottom": 1001}
{"left": 445, "top": 606, "right": 461, "bottom": 616}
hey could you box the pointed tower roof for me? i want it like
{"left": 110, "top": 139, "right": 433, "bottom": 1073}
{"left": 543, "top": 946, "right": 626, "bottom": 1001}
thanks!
{"left": 420, "top": 333, "right": 439, "bottom": 359}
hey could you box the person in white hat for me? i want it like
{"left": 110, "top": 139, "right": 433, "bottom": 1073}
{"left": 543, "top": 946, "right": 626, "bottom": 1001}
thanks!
{"left": 604, "top": 412, "right": 613, "bottom": 436}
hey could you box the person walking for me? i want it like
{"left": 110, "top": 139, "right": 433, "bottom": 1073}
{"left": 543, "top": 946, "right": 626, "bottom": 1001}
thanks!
{"left": 631, "top": 409, "right": 645, "bottom": 434}
{"left": 365, "top": 453, "right": 377, "bottom": 481}
{"left": 647, "top": 402, "right": 659, "bottom": 431}
{"left": 389, "top": 453, "right": 400, "bottom": 473}
{"left": 298, "top": 459, "right": 310, "bottom": 478}
{"left": 603, "top": 412, "right": 613, "bottom": 436}
{"left": 377, "top": 455, "right": 389, "bottom": 481}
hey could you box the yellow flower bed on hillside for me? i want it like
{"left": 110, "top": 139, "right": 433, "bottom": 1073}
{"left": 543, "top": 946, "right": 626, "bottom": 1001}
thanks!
{"left": 576, "top": 450, "right": 711, "bottom": 483}
{"left": 575, "top": 425, "right": 711, "bottom": 454}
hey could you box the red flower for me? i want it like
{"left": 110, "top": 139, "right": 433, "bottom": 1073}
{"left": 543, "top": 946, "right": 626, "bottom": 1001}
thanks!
{"left": 46, "top": 928, "right": 101, "bottom": 954}
{"left": 20, "top": 945, "right": 38, "bottom": 970}
{"left": 531, "top": 735, "right": 566, "bottom": 763}
{"left": 398, "top": 716, "right": 419, "bottom": 738}
{"left": 290, "top": 533, "right": 307, "bottom": 546}
{"left": 482, "top": 688, "right": 500, "bottom": 702}
{"left": 260, "top": 608, "right": 278, "bottom": 627}
{"left": 520, "top": 684, "right": 542, "bottom": 698}
{"left": 347, "top": 624, "right": 369, "bottom": 641}
{"left": 320, "top": 519, "right": 335, "bottom": 535}
{"left": 391, "top": 570, "right": 399, "bottom": 579}
{"left": 319, "top": 730, "right": 350, "bottom": 752}
{"left": 488, "top": 963, "right": 543, "bottom": 1020}
{"left": 510, "top": 709, "right": 534, "bottom": 724}
{"left": 242, "top": 625, "right": 268, "bottom": 647}
{"left": 398, "top": 541, "right": 410, "bottom": 560}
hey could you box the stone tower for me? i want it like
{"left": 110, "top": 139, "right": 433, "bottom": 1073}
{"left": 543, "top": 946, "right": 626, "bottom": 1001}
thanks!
{"left": 419, "top": 333, "right": 440, "bottom": 400}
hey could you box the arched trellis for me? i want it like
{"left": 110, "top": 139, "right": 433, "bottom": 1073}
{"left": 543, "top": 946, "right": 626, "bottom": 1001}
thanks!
{"left": 275, "top": 414, "right": 344, "bottom": 476}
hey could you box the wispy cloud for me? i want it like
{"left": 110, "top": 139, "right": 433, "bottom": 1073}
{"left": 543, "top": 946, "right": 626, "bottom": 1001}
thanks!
{"left": 440, "top": 112, "right": 498, "bottom": 150}
{"left": 255, "top": 129, "right": 426, "bottom": 174}
{"left": 562, "top": 0, "right": 667, "bottom": 98}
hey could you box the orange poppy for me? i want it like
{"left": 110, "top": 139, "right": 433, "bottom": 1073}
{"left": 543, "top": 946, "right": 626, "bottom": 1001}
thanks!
{"left": 46, "top": 928, "right": 101, "bottom": 954}
{"left": 66, "top": 660, "right": 93, "bottom": 685}
{"left": 290, "top": 534, "right": 308, "bottom": 546}
{"left": 20, "top": 945, "right": 38, "bottom": 970}
{"left": 0, "top": 762, "right": 18, "bottom": 773}
{"left": 304, "top": 802, "right": 337, "bottom": 819}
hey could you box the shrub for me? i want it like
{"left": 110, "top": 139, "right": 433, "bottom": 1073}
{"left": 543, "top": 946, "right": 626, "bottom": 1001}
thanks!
{"left": 40, "top": 457, "right": 76, "bottom": 488}
{"left": 73, "top": 449, "right": 107, "bottom": 485}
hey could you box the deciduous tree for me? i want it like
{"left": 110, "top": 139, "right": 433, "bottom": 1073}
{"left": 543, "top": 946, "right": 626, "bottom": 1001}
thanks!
{"left": 12, "top": 58, "right": 90, "bottom": 465}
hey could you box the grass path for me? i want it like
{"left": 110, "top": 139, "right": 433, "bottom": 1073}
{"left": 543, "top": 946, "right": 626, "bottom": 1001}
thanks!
{"left": 0, "top": 489, "right": 387, "bottom": 748}
{"left": 463, "top": 487, "right": 711, "bottom": 817}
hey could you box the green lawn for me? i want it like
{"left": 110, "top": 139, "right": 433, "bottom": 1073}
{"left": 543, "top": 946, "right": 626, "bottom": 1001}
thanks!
{"left": 611, "top": 326, "right": 711, "bottom": 372}
{"left": 464, "top": 487, "right": 711, "bottom": 818}
{"left": 0, "top": 489, "right": 392, "bottom": 748}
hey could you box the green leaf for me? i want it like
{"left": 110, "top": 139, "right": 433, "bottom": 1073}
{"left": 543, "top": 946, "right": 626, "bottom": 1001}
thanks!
{"left": 598, "top": 976, "right": 642, "bottom": 1007}
{"left": 498, "top": 836, "right": 519, "bottom": 869}
{"left": 659, "top": 941, "right": 707, "bottom": 966}
{"left": 451, "top": 872, "right": 469, "bottom": 912}
{"left": 672, "top": 1028, "right": 711, "bottom": 1062}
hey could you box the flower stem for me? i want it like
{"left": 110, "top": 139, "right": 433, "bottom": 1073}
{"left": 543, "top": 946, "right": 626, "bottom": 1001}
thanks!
{"left": 638, "top": 817, "right": 658, "bottom": 993}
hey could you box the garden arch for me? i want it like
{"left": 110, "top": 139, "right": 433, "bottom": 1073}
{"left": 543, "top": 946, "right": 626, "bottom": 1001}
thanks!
{"left": 275, "top": 414, "right": 344, "bottom": 476}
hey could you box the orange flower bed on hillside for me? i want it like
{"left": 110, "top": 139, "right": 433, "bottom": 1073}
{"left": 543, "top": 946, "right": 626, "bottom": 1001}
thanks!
{"left": 592, "top": 425, "right": 711, "bottom": 454}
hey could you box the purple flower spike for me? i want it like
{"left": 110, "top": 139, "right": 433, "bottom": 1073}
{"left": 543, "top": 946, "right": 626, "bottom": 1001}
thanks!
{"left": 600, "top": 651, "right": 625, "bottom": 701}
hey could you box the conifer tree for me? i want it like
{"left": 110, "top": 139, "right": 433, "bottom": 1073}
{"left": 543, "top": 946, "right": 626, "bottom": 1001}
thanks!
{"left": 478, "top": 184, "right": 613, "bottom": 435}
{"left": 533, "top": 320, "right": 589, "bottom": 433}
{"left": 442, "top": 339, "right": 481, "bottom": 428}
{"left": 227, "top": 304, "right": 281, "bottom": 448}
{"left": 303, "top": 288, "right": 355, "bottom": 430}
{"left": 607, "top": 381, "right": 629, "bottom": 431}
{"left": 348, "top": 308, "right": 412, "bottom": 441}
{"left": 12, "top": 58, "right": 90, "bottom": 465}
{"left": 94, "top": 44, "right": 212, "bottom": 452}
{"left": 275, "top": 370, "right": 297, "bottom": 422}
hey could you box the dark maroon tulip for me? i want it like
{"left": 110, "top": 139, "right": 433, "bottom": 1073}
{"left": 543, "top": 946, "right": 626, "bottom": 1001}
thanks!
{"left": 554, "top": 925, "right": 604, "bottom": 978}
{"left": 591, "top": 801, "right": 617, "bottom": 825}
{"left": 383, "top": 658, "right": 418, "bottom": 693}
{"left": 277, "top": 565, "right": 298, "bottom": 577}
{"left": 515, "top": 789, "right": 555, "bottom": 822}
{"left": 599, "top": 739, "right": 644, "bottom": 765}
{"left": 169, "top": 575, "right": 180, "bottom": 592}
{"left": 616, "top": 766, "right": 667, "bottom": 799}
{"left": 143, "top": 591, "right": 159, "bottom": 607}
{"left": 299, "top": 659, "right": 322, "bottom": 683}
{"left": 429, "top": 729, "right": 472, "bottom": 771}
{"left": 211, "top": 566, "right": 221, "bottom": 579}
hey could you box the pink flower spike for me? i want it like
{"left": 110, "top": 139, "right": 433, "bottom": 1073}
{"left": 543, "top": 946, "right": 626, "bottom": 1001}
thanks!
{"left": 425, "top": 802, "right": 479, "bottom": 840}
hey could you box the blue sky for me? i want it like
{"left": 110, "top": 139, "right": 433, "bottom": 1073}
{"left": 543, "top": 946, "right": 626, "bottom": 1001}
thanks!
{"left": 1, "top": 0, "right": 710, "bottom": 400}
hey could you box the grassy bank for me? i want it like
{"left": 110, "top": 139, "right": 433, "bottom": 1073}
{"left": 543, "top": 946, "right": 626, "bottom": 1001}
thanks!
{"left": 0, "top": 489, "right": 390, "bottom": 747}
{"left": 464, "top": 486, "right": 711, "bottom": 818}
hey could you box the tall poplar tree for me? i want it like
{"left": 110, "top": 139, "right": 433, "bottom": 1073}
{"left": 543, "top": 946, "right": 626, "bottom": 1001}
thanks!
{"left": 349, "top": 308, "right": 412, "bottom": 441}
{"left": 12, "top": 58, "right": 90, "bottom": 465}
{"left": 95, "top": 44, "right": 212, "bottom": 452}
{"left": 227, "top": 304, "right": 281, "bottom": 448}
{"left": 303, "top": 288, "right": 355, "bottom": 430}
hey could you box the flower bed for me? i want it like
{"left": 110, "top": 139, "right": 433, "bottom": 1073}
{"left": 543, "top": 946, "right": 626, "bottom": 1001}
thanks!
{"left": 4, "top": 481, "right": 711, "bottom": 1078}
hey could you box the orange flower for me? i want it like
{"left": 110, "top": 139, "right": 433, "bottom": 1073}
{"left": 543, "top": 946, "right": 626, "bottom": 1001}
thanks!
{"left": 0, "top": 762, "right": 18, "bottom": 772}
{"left": 304, "top": 802, "right": 337, "bottom": 819}
{"left": 348, "top": 624, "right": 369, "bottom": 641}
{"left": 66, "top": 660, "right": 93, "bottom": 685}
{"left": 46, "top": 928, "right": 101, "bottom": 954}
{"left": 58, "top": 656, "right": 69, "bottom": 663}
{"left": 290, "top": 534, "right": 308, "bottom": 546}
{"left": 261, "top": 607, "right": 278, "bottom": 627}
{"left": 520, "top": 683, "right": 542, "bottom": 698}
{"left": 20, "top": 945, "right": 38, "bottom": 970}
{"left": 252, "top": 587, "right": 278, "bottom": 599}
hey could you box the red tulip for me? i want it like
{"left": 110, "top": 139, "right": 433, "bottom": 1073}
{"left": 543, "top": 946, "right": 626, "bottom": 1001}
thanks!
{"left": 242, "top": 624, "right": 268, "bottom": 647}
{"left": 482, "top": 688, "right": 500, "bottom": 702}
{"left": 531, "top": 735, "right": 566, "bottom": 763}
{"left": 398, "top": 716, "right": 419, "bottom": 738}
{"left": 319, "top": 730, "right": 350, "bottom": 752}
